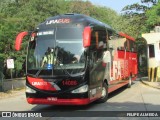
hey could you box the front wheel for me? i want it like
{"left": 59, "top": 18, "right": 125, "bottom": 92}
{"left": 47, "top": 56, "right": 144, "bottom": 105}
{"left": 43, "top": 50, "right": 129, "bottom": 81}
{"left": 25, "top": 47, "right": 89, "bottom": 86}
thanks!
{"left": 97, "top": 82, "right": 108, "bottom": 103}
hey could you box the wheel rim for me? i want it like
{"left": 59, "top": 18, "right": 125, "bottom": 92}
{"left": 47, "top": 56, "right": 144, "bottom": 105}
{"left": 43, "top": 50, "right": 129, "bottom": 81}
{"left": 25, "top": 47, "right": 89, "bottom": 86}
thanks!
{"left": 101, "top": 87, "right": 106, "bottom": 98}
{"left": 129, "top": 77, "right": 131, "bottom": 85}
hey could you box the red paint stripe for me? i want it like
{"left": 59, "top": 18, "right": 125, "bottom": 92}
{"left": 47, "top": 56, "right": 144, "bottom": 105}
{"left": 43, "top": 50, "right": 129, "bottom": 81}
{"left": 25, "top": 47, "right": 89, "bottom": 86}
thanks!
{"left": 108, "top": 81, "right": 128, "bottom": 93}
{"left": 27, "top": 76, "right": 56, "bottom": 91}
{"left": 27, "top": 98, "right": 90, "bottom": 105}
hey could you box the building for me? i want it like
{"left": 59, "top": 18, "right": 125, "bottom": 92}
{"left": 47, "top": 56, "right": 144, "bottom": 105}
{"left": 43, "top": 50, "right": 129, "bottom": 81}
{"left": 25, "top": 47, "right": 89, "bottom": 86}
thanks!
{"left": 142, "top": 26, "right": 160, "bottom": 81}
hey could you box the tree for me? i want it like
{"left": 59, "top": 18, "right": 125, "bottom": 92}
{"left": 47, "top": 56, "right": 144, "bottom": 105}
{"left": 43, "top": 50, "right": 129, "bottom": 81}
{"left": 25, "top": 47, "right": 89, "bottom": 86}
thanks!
{"left": 121, "top": 0, "right": 159, "bottom": 38}
{"left": 3, "top": 0, "right": 156, "bottom": 77}
{"left": 146, "top": 0, "right": 160, "bottom": 29}
{"left": 0, "top": 0, "right": 123, "bottom": 78}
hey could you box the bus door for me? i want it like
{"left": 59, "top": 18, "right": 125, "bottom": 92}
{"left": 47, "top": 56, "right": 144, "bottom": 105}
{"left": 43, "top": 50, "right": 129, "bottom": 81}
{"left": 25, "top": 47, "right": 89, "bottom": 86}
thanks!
{"left": 89, "top": 30, "right": 106, "bottom": 100}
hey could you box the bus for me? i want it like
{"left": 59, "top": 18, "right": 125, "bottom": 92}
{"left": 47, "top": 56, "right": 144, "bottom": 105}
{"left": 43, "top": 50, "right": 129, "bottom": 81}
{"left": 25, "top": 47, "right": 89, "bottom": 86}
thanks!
{"left": 15, "top": 13, "right": 137, "bottom": 105}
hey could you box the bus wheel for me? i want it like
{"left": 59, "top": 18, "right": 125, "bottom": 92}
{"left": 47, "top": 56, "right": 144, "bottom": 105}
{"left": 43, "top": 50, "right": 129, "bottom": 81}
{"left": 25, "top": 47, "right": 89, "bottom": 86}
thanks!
{"left": 97, "top": 82, "right": 108, "bottom": 103}
{"left": 128, "top": 76, "right": 132, "bottom": 88}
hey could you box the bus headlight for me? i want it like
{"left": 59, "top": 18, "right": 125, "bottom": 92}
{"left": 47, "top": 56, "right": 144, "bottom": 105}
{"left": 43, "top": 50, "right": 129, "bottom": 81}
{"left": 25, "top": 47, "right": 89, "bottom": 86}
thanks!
{"left": 71, "top": 85, "right": 88, "bottom": 93}
{"left": 26, "top": 86, "right": 36, "bottom": 93}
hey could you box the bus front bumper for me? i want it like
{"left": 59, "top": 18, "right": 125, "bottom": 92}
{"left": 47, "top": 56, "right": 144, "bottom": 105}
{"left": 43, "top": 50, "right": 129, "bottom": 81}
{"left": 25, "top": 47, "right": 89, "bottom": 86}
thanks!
{"left": 27, "top": 98, "right": 91, "bottom": 105}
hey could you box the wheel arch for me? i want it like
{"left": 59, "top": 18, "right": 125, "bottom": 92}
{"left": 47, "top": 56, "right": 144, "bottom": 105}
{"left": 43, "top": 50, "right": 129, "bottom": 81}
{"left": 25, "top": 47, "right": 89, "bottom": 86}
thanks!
{"left": 103, "top": 79, "right": 109, "bottom": 86}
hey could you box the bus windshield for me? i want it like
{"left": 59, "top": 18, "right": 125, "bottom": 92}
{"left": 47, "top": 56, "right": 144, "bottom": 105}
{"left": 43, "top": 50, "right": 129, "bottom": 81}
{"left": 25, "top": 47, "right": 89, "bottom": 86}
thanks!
{"left": 27, "top": 26, "right": 86, "bottom": 76}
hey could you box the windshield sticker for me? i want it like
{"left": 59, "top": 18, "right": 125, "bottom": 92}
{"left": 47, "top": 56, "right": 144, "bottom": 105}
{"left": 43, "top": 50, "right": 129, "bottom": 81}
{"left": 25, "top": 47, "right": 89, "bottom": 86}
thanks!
{"left": 56, "top": 40, "right": 81, "bottom": 43}
{"left": 37, "top": 31, "right": 54, "bottom": 36}
{"left": 46, "top": 18, "right": 71, "bottom": 25}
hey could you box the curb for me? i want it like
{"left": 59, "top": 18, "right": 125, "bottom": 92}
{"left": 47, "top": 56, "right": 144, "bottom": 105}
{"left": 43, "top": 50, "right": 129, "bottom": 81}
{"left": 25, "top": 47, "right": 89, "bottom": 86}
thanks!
{"left": 140, "top": 79, "right": 160, "bottom": 90}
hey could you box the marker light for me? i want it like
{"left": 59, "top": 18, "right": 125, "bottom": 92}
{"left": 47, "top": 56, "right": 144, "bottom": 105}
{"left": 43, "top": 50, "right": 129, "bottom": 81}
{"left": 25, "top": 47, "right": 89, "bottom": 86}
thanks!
{"left": 26, "top": 86, "right": 36, "bottom": 93}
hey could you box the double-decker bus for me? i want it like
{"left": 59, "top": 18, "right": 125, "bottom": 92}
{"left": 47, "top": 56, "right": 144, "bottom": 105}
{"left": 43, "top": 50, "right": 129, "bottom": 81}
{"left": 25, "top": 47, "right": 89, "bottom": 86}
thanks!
{"left": 15, "top": 13, "right": 137, "bottom": 105}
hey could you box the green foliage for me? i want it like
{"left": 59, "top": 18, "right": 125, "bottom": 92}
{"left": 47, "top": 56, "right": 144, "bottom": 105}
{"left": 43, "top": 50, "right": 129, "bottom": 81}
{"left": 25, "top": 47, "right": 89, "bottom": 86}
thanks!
{"left": 1, "top": 0, "right": 158, "bottom": 78}
{"left": 121, "top": 3, "right": 148, "bottom": 38}
{"left": 146, "top": 1, "right": 160, "bottom": 29}
{"left": 121, "top": 0, "right": 159, "bottom": 36}
{"left": 0, "top": 0, "right": 123, "bottom": 78}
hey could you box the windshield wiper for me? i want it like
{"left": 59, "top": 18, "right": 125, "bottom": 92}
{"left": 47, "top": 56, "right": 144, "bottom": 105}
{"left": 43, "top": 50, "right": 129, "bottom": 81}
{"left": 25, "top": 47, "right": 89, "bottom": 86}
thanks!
{"left": 35, "top": 68, "right": 43, "bottom": 77}
{"left": 54, "top": 47, "right": 72, "bottom": 77}
{"left": 56, "top": 63, "right": 72, "bottom": 77}
{"left": 34, "top": 58, "right": 72, "bottom": 78}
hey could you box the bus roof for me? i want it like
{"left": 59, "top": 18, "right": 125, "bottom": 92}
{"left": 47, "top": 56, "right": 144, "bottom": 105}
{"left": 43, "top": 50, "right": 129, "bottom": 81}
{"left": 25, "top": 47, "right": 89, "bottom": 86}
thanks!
{"left": 36, "top": 13, "right": 135, "bottom": 41}
{"left": 37, "top": 13, "right": 114, "bottom": 31}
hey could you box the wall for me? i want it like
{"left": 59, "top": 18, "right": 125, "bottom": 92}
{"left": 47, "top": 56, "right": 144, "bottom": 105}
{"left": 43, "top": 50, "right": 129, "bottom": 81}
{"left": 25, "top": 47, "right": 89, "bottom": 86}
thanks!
{"left": 142, "top": 32, "right": 160, "bottom": 68}
{"left": 0, "top": 78, "right": 25, "bottom": 92}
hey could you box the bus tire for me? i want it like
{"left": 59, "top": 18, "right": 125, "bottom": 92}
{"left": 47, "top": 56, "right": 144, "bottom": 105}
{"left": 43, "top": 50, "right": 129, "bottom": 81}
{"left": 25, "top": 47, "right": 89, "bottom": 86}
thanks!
{"left": 128, "top": 76, "right": 132, "bottom": 88}
{"left": 97, "top": 82, "right": 108, "bottom": 103}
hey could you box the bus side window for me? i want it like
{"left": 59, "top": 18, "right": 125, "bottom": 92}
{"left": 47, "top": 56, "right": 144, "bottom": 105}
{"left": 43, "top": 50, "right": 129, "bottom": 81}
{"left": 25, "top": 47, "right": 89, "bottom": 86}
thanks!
{"left": 130, "top": 41, "right": 135, "bottom": 52}
{"left": 90, "top": 30, "right": 106, "bottom": 50}
{"left": 127, "top": 39, "right": 130, "bottom": 51}
{"left": 90, "top": 30, "right": 107, "bottom": 50}
{"left": 90, "top": 30, "right": 106, "bottom": 62}
{"left": 98, "top": 30, "right": 107, "bottom": 49}
{"left": 124, "top": 39, "right": 130, "bottom": 51}
{"left": 97, "top": 30, "right": 107, "bottom": 58}
{"left": 90, "top": 31, "right": 98, "bottom": 65}
{"left": 107, "top": 30, "right": 114, "bottom": 50}
{"left": 90, "top": 31, "right": 97, "bottom": 50}
{"left": 106, "top": 31, "right": 109, "bottom": 50}
{"left": 128, "top": 40, "right": 136, "bottom": 52}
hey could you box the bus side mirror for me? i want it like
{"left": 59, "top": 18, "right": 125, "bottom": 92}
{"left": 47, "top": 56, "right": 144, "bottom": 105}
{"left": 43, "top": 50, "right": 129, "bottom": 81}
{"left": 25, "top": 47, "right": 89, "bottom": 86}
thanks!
{"left": 83, "top": 26, "right": 91, "bottom": 48}
{"left": 15, "top": 31, "right": 28, "bottom": 51}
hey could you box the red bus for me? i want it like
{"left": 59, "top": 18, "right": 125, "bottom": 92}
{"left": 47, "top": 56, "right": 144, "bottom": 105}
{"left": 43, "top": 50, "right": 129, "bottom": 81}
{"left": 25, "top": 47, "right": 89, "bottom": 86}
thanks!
{"left": 15, "top": 14, "right": 137, "bottom": 105}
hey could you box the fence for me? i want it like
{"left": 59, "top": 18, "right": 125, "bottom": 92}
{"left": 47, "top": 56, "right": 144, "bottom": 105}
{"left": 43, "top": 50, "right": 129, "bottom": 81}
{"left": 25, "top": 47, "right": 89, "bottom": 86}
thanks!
{"left": 0, "top": 59, "right": 26, "bottom": 92}
{"left": 0, "top": 72, "right": 4, "bottom": 92}
{"left": 0, "top": 59, "right": 4, "bottom": 92}
{"left": 0, "top": 78, "right": 25, "bottom": 92}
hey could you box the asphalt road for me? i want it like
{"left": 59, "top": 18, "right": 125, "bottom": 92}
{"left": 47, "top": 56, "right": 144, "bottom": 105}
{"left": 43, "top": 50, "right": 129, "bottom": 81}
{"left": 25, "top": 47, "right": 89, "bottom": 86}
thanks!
{"left": 0, "top": 79, "right": 160, "bottom": 120}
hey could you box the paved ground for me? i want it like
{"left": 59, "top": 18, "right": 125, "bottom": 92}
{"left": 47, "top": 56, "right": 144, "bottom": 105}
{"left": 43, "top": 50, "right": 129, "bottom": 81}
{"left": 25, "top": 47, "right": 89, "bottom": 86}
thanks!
{"left": 0, "top": 88, "right": 25, "bottom": 99}
{"left": 0, "top": 78, "right": 160, "bottom": 120}
{"left": 140, "top": 77, "right": 160, "bottom": 89}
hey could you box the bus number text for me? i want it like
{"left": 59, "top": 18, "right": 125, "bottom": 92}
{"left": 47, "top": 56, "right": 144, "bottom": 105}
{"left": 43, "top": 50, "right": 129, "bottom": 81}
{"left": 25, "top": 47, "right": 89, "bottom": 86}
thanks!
{"left": 62, "top": 80, "right": 78, "bottom": 86}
